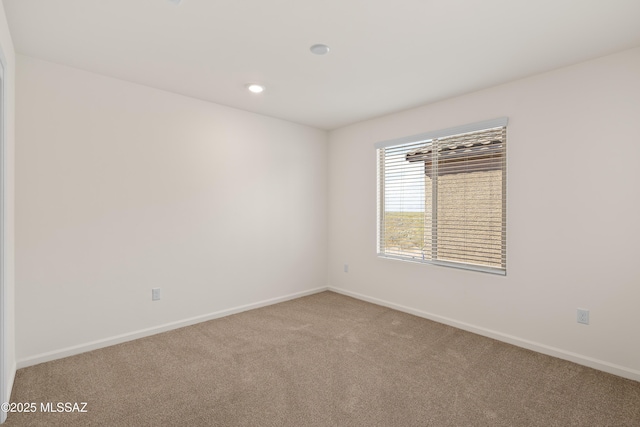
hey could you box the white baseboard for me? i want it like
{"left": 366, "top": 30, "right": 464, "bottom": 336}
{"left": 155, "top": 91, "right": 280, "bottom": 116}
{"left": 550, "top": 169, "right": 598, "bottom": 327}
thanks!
{"left": 329, "top": 286, "right": 640, "bottom": 383}
{"left": 17, "top": 286, "right": 328, "bottom": 369}
{"left": 17, "top": 285, "right": 640, "bottom": 382}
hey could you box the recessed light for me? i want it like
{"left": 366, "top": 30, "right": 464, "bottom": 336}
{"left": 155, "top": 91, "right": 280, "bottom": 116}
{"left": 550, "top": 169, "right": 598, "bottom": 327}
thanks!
{"left": 310, "top": 44, "right": 330, "bottom": 55}
{"left": 246, "top": 83, "right": 265, "bottom": 94}
{"left": 168, "top": 0, "right": 182, "bottom": 5}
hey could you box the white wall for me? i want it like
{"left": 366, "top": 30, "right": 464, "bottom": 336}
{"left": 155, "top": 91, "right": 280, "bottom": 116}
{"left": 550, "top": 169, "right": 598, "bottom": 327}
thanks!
{"left": 0, "top": 3, "right": 15, "bottom": 423}
{"left": 328, "top": 48, "right": 640, "bottom": 380}
{"left": 15, "top": 56, "right": 327, "bottom": 365}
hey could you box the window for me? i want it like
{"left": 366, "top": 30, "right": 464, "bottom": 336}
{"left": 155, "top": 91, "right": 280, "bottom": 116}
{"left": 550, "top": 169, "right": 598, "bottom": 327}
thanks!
{"left": 376, "top": 118, "right": 507, "bottom": 275}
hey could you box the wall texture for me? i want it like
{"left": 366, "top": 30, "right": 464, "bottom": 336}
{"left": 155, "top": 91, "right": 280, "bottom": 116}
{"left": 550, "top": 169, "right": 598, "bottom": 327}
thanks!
{"left": 0, "top": 3, "right": 16, "bottom": 422}
{"left": 15, "top": 56, "right": 328, "bottom": 364}
{"left": 327, "top": 47, "right": 640, "bottom": 380}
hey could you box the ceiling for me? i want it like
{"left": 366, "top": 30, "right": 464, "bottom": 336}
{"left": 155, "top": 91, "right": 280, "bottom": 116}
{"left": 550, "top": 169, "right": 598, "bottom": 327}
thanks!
{"left": 4, "top": 0, "right": 640, "bottom": 130}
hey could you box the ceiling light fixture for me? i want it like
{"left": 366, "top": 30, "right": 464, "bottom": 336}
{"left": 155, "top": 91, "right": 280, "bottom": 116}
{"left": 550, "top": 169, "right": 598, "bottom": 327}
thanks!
{"left": 246, "top": 83, "right": 265, "bottom": 94}
{"left": 168, "top": 0, "right": 183, "bottom": 5}
{"left": 310, "top": 44, "right": 330, "bottom": 55}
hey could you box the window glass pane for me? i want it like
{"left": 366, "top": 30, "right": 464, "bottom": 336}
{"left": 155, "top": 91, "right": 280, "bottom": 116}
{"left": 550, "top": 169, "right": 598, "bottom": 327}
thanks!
{"left": 377, "top": 120, "right": 506, "bottom": 274}
{"left": 381, "top": 143, "right": 426, "bottom": 260}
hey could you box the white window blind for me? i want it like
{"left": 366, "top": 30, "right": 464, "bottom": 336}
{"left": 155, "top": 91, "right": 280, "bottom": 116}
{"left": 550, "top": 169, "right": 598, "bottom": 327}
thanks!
{"left": 376, "top": 118, "right": 507, "bottom": 275}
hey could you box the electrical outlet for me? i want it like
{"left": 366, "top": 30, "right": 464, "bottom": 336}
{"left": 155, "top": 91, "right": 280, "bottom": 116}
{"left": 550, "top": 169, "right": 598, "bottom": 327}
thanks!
{"left": 577, "top": 308, "right": 589, "bottom": 325}
{"left": 152, "top": 288, "right": 161, "bottom": 301}
{"left": 344, "top": 264, "right": 349, "bottom": 273}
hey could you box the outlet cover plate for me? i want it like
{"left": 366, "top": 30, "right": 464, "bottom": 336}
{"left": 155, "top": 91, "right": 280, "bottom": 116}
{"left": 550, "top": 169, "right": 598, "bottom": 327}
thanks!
{"left": 577, "top": 308, "right": 589, "bottom": 325}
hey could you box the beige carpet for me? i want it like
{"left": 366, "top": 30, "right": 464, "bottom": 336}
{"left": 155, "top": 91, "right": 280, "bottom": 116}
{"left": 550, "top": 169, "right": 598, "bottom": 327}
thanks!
{"left": 5, "top": 291, "right": 640, "bottom": 426}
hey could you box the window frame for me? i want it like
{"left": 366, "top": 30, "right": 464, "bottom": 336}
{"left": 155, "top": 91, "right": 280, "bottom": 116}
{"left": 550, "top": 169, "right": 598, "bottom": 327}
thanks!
{"left": 375, "top": 118, "right": 508, "bottom": 275}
